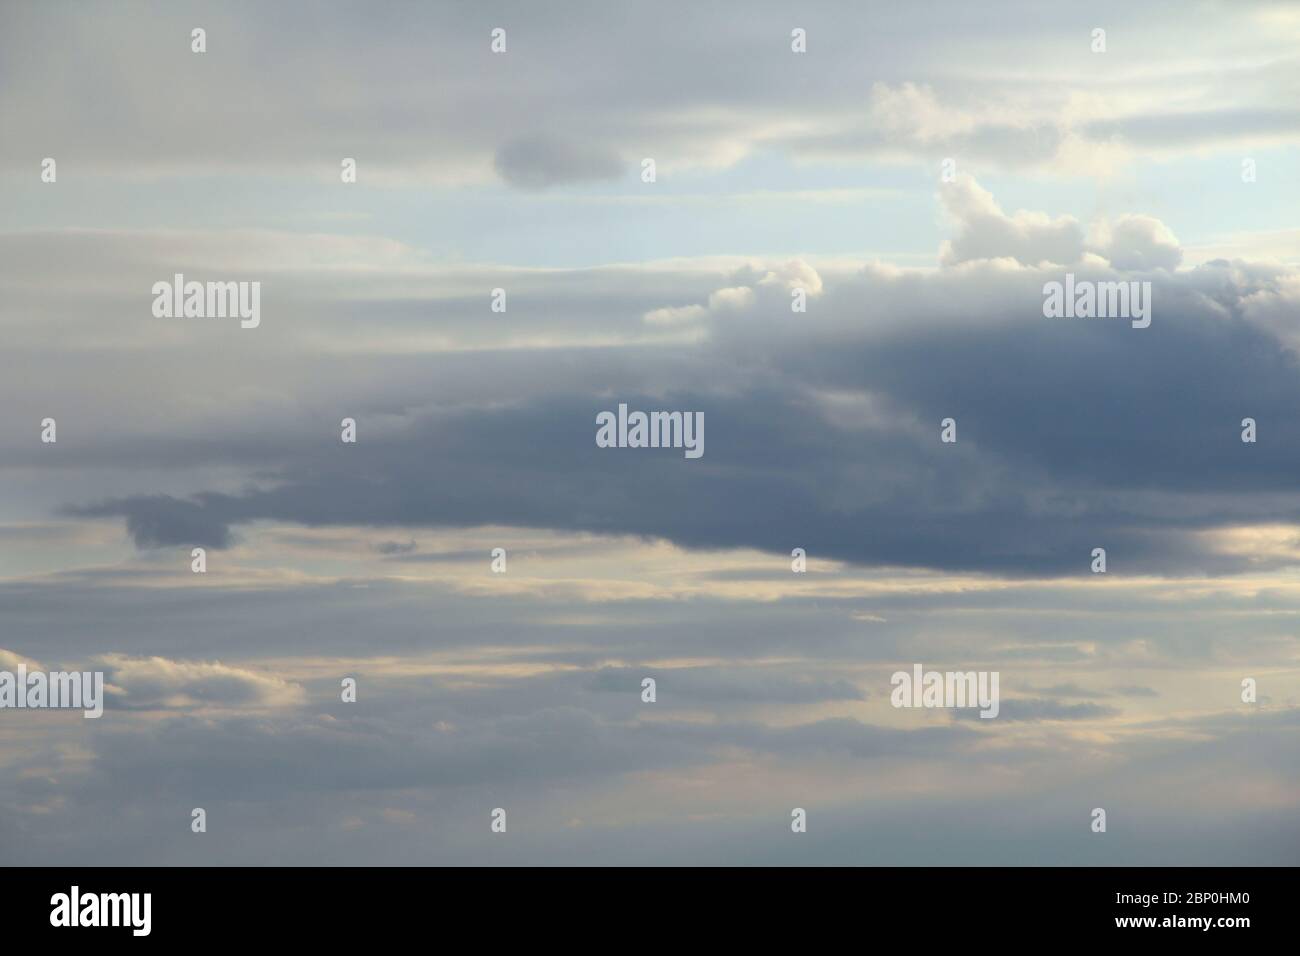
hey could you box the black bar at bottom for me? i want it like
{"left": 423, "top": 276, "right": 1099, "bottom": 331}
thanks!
{"left": 3, "top": 866, "right": 1288, "bottom": 941}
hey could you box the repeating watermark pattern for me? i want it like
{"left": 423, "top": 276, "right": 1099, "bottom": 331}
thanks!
{"left": 1241, "top": 678, "right": 1256, "bottom": 703}
{"left": 3, "top": 2, "right": 1297, "bottom": 879}
{"left": 596, "top": 403, "right": 704, "bottom": 459}
{"left": 1042, "top": 274, "right": 1151, "bottom": 328}
{"left": 0, "top": 665, "right": 103, "bottom": 718}
{"left": 151, "top": 274, "right": 261, "bottom": 328}
{"left": 891, "top": 664, "right": 1000, "bottom": 718}
{"left": 50, "top": 887, "right": 151, "bottom": 936}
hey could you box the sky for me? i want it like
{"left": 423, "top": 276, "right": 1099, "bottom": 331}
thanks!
{"left": 0, "top": 0, "right": 1298, "bottom": 865}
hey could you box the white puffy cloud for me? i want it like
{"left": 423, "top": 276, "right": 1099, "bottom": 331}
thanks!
{"left": 869, "top": 82, "right": 978, "bottom": 145}
{"left": 1092, "top": 214, "right": 1183, "bottom": 271}
{"left": 939, "top": 176, "right": 1185, "bottom": 273}
{"left": 757, "top": 259, "right": 824, "bottom": 295}
{"left": 938, "top": 175, "right": 1086, "bottom": 267}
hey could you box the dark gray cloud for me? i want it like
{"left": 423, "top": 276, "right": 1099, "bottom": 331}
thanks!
{"left": 372, "top": 538, "right": 418, "bottom": 555}
{"left": 494, "top": 134, "right": 624, "bottom": 189}
{"left": 62, "top": 256, "right": 1300, "bottom": 578}
{"left": 75, "top": 493, "right": 234, "bottom": 549}
{"left": 951, "top": 697, "right": 1120, "bottom": 722}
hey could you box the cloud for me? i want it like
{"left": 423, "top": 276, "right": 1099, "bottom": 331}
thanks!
{"left": 1029, "top": 682, "right": 1110, "bottom": 699}
{"left": 1241, "top": 273, "right": 1300, "bottom": 349}
{"left": 1093, "top": 214, "right": 1183, "bottom": 271}
{"left": 71, "top": 495, "right": 233, "bottom": 550}
{"left": 643, "top": 260, "right": 820, "bottom": 326}
{"left": 5, "top": 3, "right": 1297, "bottom": 187}
{"left": 97, "top": 655, "right": 305, "bottom": 710}
{"left": 587, "top": 666, "right": 864, "bottom": 703}
{"left": 373, "top": 539, "right": 418, "bottom": 555}
{"left": 45, "top": 181, "right": 1300, "bottom": 579}
{"left": 0, "top": 648, "right": 42, "bottom": 672}
{"left": 951, "top": 697, "right": 1120, "bottom": 721}
{"left": 939, "top": 175, "right": 1086, "bottom": 266}
{"left": 1027, "top": 682, "right": 1156, "bottom": 700}
{"left": 493, "top": 134, "right": 624, "bottom": 190}
{"left": 939, "top": 178, "right": 1184, "bottom": 272}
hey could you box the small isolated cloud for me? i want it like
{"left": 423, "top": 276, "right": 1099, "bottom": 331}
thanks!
{"left": 373, "top": 539, "right": 418, "bottom": 555}
{"left": 493, "top": 134, "right": 623, "bottom": 189}
{"left": 69, "top": 494, "right": 232, "bottom": 549}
